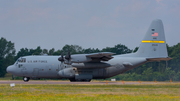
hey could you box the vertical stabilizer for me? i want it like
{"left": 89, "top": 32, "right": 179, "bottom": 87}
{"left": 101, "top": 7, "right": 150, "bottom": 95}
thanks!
{"left": 135, "top": 19, "right": 168, "bottom": 59}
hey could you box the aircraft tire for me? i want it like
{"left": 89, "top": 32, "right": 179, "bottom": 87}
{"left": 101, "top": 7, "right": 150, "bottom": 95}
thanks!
{"left": 85, "top": 79, "right": 91, "bottom": 82}
{"left": 69, "top": 79, "right": 91, "bottom": 82}
{"left": 76, "top": 79, "right": 81, "bottom": 82}
{"left": 23, "top": 77, "right": 30, "bottom": 82}
{"left": 69, "top": 78, "right": 76, "bottom": 82}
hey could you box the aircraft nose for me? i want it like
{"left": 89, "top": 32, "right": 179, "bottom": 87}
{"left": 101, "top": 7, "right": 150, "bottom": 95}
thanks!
{"left": 6, "top": 65, "right": 15, "bottom": 74}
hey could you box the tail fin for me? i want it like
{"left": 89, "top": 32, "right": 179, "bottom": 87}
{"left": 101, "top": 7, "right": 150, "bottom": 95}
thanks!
{"left": 135, "top": 19, "right": 171, "bottom": 60}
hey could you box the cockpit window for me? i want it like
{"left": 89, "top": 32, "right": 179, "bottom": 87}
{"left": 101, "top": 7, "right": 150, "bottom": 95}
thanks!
{"left": 19, "top": 58, "right": 26, "bottom": 63}
{"left": 15, "top": 58, "right": 26, "bottom": 64}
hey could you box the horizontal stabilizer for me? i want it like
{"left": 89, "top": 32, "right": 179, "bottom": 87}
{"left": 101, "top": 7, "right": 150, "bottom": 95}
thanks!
{"left": 147, "top": 57, "right": 172, "bottom": 62}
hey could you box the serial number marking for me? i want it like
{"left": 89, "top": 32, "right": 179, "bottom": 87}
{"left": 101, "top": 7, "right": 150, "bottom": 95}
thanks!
{"left": 152, "top": 44, "right": 158, "bottom": 46}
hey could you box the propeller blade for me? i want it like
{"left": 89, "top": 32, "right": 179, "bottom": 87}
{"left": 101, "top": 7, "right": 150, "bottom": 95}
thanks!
{"left": 65, "top": 51, "right": 71, "bottom": 60}
{"left": 58, "top": 52, "right": 64, "bottom": 62}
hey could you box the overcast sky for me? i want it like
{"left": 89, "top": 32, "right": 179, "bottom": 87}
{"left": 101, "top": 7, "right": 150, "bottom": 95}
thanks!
{"left": 0, "top": 0, "right": 180, "bottom": 52}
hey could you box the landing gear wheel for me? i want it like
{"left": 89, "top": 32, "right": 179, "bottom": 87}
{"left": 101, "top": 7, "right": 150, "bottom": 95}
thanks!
{"left": 69, "top": 78, "right": 76, "bottom": 82}
{"left": 23, "top": 77, "right": 30, "bottom": 82}
{"left": 85, "top": 79, "right": 91, "bottom": 82}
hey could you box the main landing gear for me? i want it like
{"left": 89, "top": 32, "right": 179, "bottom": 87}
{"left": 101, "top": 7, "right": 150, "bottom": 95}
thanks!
{"left": 69, "top": 78, "right": 91, "bottom": 82}
{"left": 23, "top": 77, "right": 30, "bottom": 82}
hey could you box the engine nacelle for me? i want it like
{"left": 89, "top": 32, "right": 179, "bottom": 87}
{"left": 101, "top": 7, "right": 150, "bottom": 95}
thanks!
{"left": 58, "top": 68, "right": 75, "bottom": 78}
{"left": 72, "top": 62, "right": 111, "bottom": 68}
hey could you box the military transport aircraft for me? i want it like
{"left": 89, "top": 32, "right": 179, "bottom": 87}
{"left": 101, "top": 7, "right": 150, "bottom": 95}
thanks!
{"left": 6, "top": 19, "right": 171, "bottom": 82}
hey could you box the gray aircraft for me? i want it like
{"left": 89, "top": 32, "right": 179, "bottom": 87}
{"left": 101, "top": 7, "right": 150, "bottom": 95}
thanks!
{"left": 6, "top": 19, "right": 171, "bottom": 82}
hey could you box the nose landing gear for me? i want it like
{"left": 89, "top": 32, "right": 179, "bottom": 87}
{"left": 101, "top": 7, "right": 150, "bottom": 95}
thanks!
{"left": 23, "top": 77, "right": 30, "bottom": 82}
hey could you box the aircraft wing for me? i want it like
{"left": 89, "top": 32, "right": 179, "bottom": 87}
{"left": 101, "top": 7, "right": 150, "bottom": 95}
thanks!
{"left": 71, "top": 52, "right": 115, "bottom": 68}
{"left": 86, "top": 52, "right": 115, "bottom": 61}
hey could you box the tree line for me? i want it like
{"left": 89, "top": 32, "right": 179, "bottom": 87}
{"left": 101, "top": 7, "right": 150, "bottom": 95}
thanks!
{"left": 0, "top": 37, "right": 180, "bottom": 81}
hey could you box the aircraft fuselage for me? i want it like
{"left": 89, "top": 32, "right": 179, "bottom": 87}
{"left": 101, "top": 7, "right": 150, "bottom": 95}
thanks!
{"left": 7, "top": 55, "right": 147, "bottom": 81}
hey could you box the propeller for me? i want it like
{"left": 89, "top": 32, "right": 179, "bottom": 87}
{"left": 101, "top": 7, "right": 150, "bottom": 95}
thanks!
{"left": 58, "top": 52, "right": 64, "bottom": 62}
{"left": 65, "top": 51, "right": 71, "bottom": 60}
{"left": 65, "top": 50, "right": 72, "bottom": 65}
{"left": 58, "top": 50, "right": 72, "bottom": 65}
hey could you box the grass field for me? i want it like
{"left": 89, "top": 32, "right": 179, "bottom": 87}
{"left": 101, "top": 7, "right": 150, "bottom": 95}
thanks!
{"left": 0, "top": 83, "right": 180, "bottom": 101}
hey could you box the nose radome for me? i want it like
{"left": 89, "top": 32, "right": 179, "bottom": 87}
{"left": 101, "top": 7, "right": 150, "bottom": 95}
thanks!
{"left": 6, "top": 65, "right": 14, "bottom": 74}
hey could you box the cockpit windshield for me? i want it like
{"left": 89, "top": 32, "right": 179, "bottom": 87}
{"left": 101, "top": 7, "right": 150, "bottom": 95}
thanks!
{"left": 19, "top": 58, "right": 26, "bottom": 62}
{"left": 15, "top": 57, "right": 26, "bottom": 64}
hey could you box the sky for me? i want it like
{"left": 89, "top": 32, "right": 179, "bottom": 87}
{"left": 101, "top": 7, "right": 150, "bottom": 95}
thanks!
{"left": 0, "top": 0, "right": 180, "bottom": 52}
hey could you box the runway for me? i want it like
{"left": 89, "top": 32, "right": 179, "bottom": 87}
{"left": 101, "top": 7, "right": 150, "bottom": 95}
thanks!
{"left": 0, "top": 80, "right": 174, "bottom": 85}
